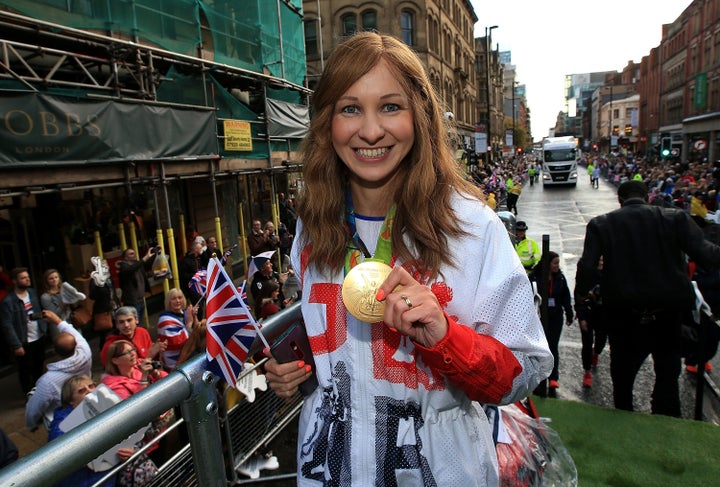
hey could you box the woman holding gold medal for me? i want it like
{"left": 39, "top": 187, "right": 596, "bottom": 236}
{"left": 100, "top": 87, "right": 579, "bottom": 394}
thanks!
{"left": 263, "top": 32, "right": 553, "bottom": 486}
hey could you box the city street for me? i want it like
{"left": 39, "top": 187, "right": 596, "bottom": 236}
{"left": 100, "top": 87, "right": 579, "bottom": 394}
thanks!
{"left": 514, "top": 166, "right": 720, "bottom": 421}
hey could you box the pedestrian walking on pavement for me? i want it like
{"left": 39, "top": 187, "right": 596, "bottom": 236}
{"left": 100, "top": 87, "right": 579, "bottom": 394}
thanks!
{"left": 507, "top": 177, "right": 522, "bottom": 215}
{"left": 591, "top": 165, "right": 600, "bottom": 189}
{"left": 576, "top": 180, "right": 720, "bottom": 417}
{"left": 574, "top": 256, "right": 608, "bottom": 388}
{"left": 587, "top": 161, "right": 595, "bottom": 186}
{"left": 530, "top": 251, "right": 574, "bottom": 392}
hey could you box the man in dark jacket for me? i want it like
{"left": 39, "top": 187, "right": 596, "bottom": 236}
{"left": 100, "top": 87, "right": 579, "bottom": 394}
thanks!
{"left": 0, "top": 268, "right": 49, "bottom": 394}
{"left": 117, "top": 247, "right": 154, "bottom": 321}
{"left": 179, "top": 241, "right": 204, "bottom": 307}
{"left": 576, "top": 181, "right": 720, "bottom": 416}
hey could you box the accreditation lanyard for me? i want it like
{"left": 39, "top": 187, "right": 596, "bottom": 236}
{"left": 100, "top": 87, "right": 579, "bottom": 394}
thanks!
{"left": 344, "top": 188, "right": 396, "bottom": 275}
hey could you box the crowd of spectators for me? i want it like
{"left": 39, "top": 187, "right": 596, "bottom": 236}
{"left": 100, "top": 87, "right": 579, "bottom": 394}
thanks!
{"left": 466, "top": 147, "right": 720, "bottom": 225}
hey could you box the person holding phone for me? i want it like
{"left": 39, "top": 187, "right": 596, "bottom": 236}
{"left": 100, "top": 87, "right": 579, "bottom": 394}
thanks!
{"left": 118, "top": 247, "right": 154, "bottom": 320}
{"left": 262, "top": 32, "right": 552, "bottom": 486}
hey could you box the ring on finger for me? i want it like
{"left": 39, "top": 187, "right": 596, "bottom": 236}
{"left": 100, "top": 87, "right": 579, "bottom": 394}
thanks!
{"left": 400, "top": 294, "right": 413, "bottom": 309}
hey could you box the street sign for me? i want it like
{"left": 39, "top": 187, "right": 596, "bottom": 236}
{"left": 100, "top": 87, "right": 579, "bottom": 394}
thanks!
{"left": 694, "top": 140, "right": 707, "bottom": 150}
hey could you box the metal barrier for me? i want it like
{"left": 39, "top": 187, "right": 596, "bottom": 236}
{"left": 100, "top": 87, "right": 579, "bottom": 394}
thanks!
{"left": 0, "top": 304, "right": 304, "bottom": 486}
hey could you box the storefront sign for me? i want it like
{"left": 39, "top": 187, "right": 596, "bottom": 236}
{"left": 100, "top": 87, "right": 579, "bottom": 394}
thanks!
{"left": 0, "top": 92, "right": 218, "bottom": 166}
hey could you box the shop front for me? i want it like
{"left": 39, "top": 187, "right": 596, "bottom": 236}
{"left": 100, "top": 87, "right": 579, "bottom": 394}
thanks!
{"left": 0, "top": 91, "right": 305, "bottom": 317}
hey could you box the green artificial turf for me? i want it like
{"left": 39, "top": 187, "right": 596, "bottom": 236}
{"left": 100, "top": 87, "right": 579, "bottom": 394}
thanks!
{"left": 533, "top": 396, "right": 720, "bottom": 486}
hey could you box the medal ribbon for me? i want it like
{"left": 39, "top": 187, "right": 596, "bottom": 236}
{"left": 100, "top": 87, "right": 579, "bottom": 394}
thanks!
{"left": 344, "top": 187, "right": 396, "bottom": 275}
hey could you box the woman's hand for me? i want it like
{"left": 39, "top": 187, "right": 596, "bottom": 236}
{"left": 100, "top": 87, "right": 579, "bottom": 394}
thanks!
{"left": 262, "top": 348, "right": 313, "bottom": 399}
{"left": 185, "top": 304, "right": 198, "bottom": 330}
{"left": 138, "top": 357, "right": 154, "bottom": 378}
{"left": 149, "top": 340, "right": 167, "bottom": 359}
{"left": 375, "top": 266, "right": 448, "bottom": 348}
{"left": 116, "top": 446, "right": 136, "bottom": 462}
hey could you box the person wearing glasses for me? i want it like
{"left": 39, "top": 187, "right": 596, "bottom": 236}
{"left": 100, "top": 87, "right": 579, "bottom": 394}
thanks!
{"left": 101, "top": 340, "right": 166, "bottom": 399}
{"left": 101, "top": 340, "right": 170, "bottom": 474}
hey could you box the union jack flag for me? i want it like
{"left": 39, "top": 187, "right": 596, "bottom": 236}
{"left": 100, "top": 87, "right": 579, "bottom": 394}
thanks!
{"left": 189, "top": 244, "right": 238, "bottom": 299}
{"left": 205, "top": 258, "right": 265, "bottom": 389}
{"left": 237, "top": 280, "right": 248, "bottom": 306}
{"left": 189, "top": 269, "right": 207, "bottom": 295}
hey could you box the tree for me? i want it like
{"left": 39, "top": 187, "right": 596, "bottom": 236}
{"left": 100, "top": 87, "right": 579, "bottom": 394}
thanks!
{"left": 504, "top": 117, "right": 530, "bottom": 151}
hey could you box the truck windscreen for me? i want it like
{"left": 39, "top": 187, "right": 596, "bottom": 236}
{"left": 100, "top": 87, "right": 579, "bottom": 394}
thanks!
{"left": 544, "top": 149, "right": 576, "bottom": 162}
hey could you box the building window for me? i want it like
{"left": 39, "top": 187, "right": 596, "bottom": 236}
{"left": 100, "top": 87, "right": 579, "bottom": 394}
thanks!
{"left": 304, "top": 19, "right": 317, "bottom": 56}
{"left": 362, "top": 10, "right": 377, "bottom": 32}
{"left": 401, "top": 10, "right": 414, "bottom": 46}
{"left": 342, "top": 13, "right": 357, "bottom": 37}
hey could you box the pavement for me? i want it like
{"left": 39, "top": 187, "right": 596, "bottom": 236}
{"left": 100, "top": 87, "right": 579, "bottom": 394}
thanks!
{"left": 515, "top": 170, "right": 720, "bottom": 423}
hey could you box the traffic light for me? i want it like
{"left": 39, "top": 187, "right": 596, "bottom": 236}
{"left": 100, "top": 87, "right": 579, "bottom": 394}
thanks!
{"left": 660, "top": 137, "right": 671, "bottom": 158}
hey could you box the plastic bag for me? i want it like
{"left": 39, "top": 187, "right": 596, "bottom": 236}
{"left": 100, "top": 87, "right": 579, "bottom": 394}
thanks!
{"left": 152, "top": 252, "right": 171, "bottom": 279}
{"left": 495, "top": 402, "right": 577, "bottom": 487}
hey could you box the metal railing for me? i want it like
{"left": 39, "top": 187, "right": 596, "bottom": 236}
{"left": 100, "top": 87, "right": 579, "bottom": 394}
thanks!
{"left": 0, "top": 304, "right": 304, "bottom": 486}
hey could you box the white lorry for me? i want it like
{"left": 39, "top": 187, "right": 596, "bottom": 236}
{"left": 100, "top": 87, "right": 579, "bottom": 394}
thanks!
{"left": 540, "top": 136, "right": 579, "bottom": 187}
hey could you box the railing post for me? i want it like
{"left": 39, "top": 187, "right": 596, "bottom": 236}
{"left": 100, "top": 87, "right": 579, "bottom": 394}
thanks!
{"left": 180, "top": 369, "right": 227, "bottom": 486}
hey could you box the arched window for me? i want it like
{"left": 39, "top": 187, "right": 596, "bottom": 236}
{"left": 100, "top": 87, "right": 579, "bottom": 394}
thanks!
{"left": 401, "top": 10, "right": 414, "bottom": 46}
{"left": 362, "top": 10, "right": 377, "bottom": 32}
{"left": 342, "top": 13, "right": 357, "bottom": 37}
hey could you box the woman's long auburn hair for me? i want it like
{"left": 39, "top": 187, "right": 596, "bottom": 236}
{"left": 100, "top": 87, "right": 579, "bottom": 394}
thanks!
{"left": 297, "top": 32, "right": 483, "bottom": 279}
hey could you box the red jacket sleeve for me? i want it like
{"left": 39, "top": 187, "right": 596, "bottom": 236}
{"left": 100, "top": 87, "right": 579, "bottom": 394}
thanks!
{"left": 415, "top": 314, "right": 522, "bottom": 404}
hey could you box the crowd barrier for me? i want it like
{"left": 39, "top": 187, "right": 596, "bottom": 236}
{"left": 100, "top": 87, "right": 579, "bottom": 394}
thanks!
{"left": 0, "top": 304, "right": 304, "bottom": 486}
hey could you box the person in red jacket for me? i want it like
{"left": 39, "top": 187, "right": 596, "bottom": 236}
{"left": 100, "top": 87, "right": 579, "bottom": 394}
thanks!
{"left": 100, "top": 306, "right": 165, "bottom": 367}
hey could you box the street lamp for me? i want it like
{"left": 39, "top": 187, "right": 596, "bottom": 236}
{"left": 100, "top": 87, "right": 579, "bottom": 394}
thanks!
{"left": 512, "top": 81, "right": 518, "bottom": 154}
{"left": 485, "top": 25, "right": 498, "bottom": 164}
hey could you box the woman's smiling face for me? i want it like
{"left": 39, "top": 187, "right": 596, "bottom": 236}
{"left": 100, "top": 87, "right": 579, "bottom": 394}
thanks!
{"left": 331, "top": 59, "right": 414, "bottom": 187}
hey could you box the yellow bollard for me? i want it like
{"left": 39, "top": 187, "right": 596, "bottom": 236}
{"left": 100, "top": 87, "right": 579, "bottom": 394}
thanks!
{"left": 238, "top": 202, "right": 248, "bottom": 267}
{"left": 271, "top": 198, "right": 282, "bottom": 271}
{"left": 128, "top": 222, "right": 139, "bottom": 255}
{"left": 166, "top": 227, "right": 180, "bottom": 290}
{"left": 214, "top": 216, "right": 224, "bottom": 255}
{"left": 179, "top": 214, "right": 187, "bottom": 256}
{"left": 93, "top": 231, "right": 103, "bottom": 259}
{"left": 117, "top": 223, "right": 127, "bottom": 251}
{"left": 156, "top": 229, "right": 170, "bottom": 295}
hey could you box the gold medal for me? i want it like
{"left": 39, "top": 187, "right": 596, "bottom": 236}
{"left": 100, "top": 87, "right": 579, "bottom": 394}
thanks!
{"left": 342, "top": 261, "right": 392, "bottom": 322}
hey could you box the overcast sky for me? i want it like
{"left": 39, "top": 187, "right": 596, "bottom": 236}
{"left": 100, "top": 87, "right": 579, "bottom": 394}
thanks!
{"left": 470, "top": 0, "right": 692, "bottom": 141}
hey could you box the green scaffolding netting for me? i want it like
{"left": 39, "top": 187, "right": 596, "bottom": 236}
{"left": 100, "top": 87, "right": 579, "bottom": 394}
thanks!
{"left": 0, "top": 0, "right": 307, "bottom": 87}
{"left": 156, "top": 66, "right": 302, "bottom": 159}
